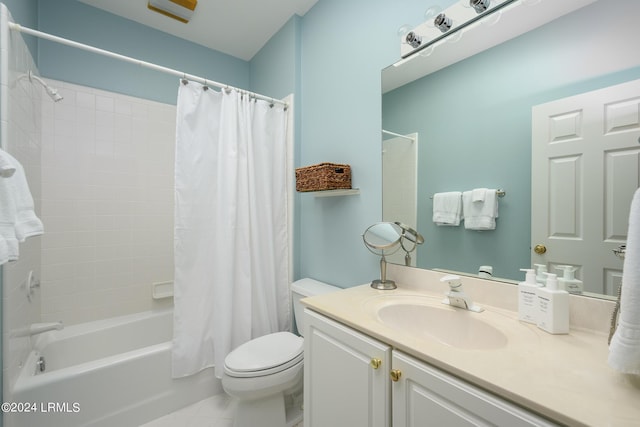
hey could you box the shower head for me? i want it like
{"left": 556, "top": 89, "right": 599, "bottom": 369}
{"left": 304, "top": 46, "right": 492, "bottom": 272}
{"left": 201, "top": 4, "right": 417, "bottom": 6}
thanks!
{"left": 28, "top": 71, "right": 63, "bottom": 102}
{"left": 44, "top": 85, "right": 63, "bottom": 102}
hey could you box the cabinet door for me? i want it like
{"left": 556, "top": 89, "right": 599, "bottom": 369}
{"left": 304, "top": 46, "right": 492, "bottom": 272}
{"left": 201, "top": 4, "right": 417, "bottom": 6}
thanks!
{"left": 392, "top": 351, "right": 558, "bottom": 427}
{"left": 304, "top": 309, "right": 391, "bottom": 427}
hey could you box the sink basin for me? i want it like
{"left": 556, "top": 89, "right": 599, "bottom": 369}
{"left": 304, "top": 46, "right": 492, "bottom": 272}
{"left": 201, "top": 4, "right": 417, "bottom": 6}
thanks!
{"left": 373, "top": 299, "right": 508, "bottom": 350}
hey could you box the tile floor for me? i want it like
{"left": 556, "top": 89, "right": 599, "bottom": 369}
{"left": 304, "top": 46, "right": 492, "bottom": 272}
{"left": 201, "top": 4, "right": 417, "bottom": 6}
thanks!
{"left": 141, "top": 393, "right": 304, "bottom": 427}
{"left": 141, "top": 394, "right": 234, "bottom": 427}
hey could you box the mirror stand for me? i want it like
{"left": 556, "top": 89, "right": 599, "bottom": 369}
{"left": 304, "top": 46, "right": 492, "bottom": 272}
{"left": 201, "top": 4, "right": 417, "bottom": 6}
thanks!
{"left": 363, "top": 222, "right": 404, "bottom": 290}
{"left": 371, "top": 254, "right": 396, "bottom": 290}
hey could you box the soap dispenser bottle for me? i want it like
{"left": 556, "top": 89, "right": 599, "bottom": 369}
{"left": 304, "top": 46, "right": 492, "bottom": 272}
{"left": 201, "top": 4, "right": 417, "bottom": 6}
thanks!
{"left": 536, "top": 273, "right": 569, "bottom": 334}
{"left": 534, "top": 263, "right": 548, "bottom": 286}
{"left": 518, "top": 268, "right": 540, "bottom": 324}
{"left": 556, "top": 265, "right": 583, "bottom": 294}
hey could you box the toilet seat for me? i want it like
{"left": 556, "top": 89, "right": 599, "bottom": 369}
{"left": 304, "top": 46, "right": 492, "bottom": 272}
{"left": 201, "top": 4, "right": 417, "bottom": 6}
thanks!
{"left": 224, "top": 332, "right": 303, "bottom": 378}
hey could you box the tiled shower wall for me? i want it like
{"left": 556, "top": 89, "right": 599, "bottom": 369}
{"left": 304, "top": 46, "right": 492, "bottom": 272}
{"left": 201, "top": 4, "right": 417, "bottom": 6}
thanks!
{"left": 39, "top": 79, "right": 176, "bottom": 325}
{"left": 1, "top": 6, "right": 43, "bottom": 399}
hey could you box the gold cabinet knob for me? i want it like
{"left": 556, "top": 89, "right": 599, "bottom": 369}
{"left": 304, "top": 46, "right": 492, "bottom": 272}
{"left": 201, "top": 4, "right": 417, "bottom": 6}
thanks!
{"left": 370, "top": 358, "right": 382, "bottom": 370}
{"left": 390, "top": 369, "right": 402, "bottom": 382}
{"left": 534, "top": 244, "right": 547, "bottom": 254}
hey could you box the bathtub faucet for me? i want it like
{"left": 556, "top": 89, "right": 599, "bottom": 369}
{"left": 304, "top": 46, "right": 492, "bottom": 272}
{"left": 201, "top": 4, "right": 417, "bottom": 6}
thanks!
{"left": 29, "top": 321, "right": 64, "bottom": 336}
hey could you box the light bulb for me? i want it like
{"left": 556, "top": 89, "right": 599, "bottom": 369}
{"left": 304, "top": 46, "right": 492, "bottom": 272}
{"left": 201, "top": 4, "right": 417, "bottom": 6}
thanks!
{"left": 434, "top": 13, "right": 453, "bottom": 33}
{"left": 424, "top": 5, "right": 443, "bottom": 26}
{"left": 397, "top": 24, "right": 411, "bottom": 37}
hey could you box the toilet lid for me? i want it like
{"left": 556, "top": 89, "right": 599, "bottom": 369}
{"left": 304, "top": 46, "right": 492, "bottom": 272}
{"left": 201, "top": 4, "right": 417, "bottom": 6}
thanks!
{"left": 224, "top": 332, "right": 303, "bottom": 377}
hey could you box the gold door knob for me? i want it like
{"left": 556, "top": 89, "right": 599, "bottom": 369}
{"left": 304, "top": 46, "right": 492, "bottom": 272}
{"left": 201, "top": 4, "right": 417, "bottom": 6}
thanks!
{"left": 370, "top": 358, "right": 382, "bottom": 370}
{"left": 390, "top": 369, "right": 402, "bottom": 382}
{"left": 534, "top": 244, "right": 547, "bottom": 254}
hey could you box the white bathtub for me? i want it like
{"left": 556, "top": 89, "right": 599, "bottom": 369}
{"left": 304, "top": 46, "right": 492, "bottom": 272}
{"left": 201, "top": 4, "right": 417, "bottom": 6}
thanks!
{"left": 10, "top": 309, "right": 221, "bottom": 427}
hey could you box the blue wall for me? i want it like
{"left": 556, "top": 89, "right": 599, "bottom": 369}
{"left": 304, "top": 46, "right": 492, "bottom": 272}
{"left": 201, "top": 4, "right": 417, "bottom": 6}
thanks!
{"left": 382, "top": 0, "right": 640, "bottom": 280}
{"left": 296, "top": 0, "right": 433, "bottom": 287}
{"left": 35, "top": 0, "right": 250, "bottom": 104}
{"left": 250, "top": 15, "right": 303, "bottom": 277}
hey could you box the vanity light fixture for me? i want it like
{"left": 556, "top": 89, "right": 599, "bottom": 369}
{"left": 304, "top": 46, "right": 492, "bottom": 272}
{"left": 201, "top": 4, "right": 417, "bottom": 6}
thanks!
{"left": 434, "top": 13, "right": 453, "bottom": 33}
{"left": 470, "top": 0, "right": 491, "bottom": 14}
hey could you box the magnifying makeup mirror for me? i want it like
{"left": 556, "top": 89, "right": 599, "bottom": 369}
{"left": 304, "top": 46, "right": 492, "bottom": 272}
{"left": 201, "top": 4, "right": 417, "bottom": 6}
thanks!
{"left": 363, "top": 222, "right": 403, "bottom": 290}
{"left": 395, "top": 221, "right": 425, "bottom": 266}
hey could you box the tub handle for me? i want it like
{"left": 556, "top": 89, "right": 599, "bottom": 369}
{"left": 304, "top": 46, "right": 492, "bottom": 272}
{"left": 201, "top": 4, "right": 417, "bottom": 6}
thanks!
{"left": 36, "top": 356, "right": 46, "bottom": 373}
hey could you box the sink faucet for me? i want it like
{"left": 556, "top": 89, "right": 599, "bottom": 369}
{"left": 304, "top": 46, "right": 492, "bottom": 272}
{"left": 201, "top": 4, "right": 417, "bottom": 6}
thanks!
{"left": 440, "top": 275, "right": 484, "bottom": 313}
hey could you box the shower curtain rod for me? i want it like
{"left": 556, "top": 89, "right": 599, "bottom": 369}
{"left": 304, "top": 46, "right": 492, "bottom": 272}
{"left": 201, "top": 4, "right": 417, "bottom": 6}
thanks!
{"left": 8, "top": 22, "right": 287, "bottom": 107}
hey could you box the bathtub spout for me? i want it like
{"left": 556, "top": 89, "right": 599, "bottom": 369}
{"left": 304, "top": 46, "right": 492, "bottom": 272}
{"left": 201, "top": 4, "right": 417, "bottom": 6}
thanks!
{"left": 29, "top": 321, "right": 64, "bottom": 336}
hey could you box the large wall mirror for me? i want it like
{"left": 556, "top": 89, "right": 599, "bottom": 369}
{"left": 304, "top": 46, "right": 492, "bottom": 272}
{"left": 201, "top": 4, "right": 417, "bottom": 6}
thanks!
{"left": 381, "top": 0, "right": 640, "bottom": 300}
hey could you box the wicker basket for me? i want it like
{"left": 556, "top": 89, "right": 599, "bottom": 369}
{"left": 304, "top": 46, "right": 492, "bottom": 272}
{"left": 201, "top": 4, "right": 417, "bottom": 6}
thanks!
{"left": 295, "top": 163, "right": 352, "bottom": 192}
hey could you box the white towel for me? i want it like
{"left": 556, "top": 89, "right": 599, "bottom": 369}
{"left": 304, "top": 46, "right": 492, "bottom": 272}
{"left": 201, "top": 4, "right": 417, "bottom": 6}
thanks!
{"left": 0, "top": 237, "right": 9, "bottom": 265}
{"left": 0, "top": 178, "right": 19, "bottom": 261}
{"left": 0, "top": 149, "right": 16, "bottom": 178}
{"left": 0, "top": 152, "right": 43, "bottom": 264}
{"left": 472, "top": 188, "right": 487, "bottom": 202}
{"left": 608, "top": 188, "right": 640, "bottom": 375}
{"left": 432, "top": 192, "right": 462, "bottom": 226}
{"left": 462, "top": 189, "right": 499, "bottom": 230}
{"left": 3, "top": 152, "right": 43, "bottom": 241}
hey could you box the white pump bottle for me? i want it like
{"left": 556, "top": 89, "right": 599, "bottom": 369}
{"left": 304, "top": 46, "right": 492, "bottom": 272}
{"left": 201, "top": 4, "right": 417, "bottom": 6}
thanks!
{"left": 518, "top": 268, "right": 540, "bottom": 324}
{"left": 556, "top": 265, "right": 583, "bottom": 294}
{"left": 536, "top": 273, "right": 569, "bottom": 334}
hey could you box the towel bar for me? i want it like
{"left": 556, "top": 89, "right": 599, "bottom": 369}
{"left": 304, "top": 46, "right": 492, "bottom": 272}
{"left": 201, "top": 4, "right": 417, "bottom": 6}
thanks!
{"left": 430, "top": 189, "right": 506, "bottom": 199}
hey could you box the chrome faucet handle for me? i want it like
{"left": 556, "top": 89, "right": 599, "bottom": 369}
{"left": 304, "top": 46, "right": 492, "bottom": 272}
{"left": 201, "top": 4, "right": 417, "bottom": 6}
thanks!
{"left": 440, "top": 275, "right": 484, "bottom": 313}
{"left": 440, "top": 274, "right": 462, "bottom": 291}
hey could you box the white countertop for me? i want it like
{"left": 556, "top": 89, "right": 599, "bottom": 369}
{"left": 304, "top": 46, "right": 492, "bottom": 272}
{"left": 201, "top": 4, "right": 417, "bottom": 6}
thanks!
{"left": 301, "top": 272, "right": 640, "bottom": 427}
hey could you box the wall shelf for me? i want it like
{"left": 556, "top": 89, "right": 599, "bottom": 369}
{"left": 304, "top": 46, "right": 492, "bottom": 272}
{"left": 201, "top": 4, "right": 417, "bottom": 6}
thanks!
{"left": 300, "top": 188, "right": 360, "bottom": 197}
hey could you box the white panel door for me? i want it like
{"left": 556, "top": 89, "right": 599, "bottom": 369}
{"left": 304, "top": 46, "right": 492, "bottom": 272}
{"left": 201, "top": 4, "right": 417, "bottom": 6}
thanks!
{"left": 532, "top": 79, "right": 640, "bottom": 295}
{"left": 382, "top": 133, "right": 418, "bottom": 266}
{"left": 303, "top": 309, "right": 391, "bottom": 427}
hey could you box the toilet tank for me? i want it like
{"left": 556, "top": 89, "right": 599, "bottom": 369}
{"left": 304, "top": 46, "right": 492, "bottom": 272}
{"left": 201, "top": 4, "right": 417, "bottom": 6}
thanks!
{"left": 291, "top": 278, "right": 340, "bottom": 337}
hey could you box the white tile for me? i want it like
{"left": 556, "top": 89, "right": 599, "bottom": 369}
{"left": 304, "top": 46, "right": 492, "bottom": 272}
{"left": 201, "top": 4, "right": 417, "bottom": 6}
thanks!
{"left": 114, "top": 97, "right": 132, "bottom": 115}
{"left": 36, "top": 80, "right": 178, "bottom": 326}
{"left": 95, "top": 94, "right": 114, "bottom": 112}
{"left": 76, "top": 91, "right": 95, "bottom": 109}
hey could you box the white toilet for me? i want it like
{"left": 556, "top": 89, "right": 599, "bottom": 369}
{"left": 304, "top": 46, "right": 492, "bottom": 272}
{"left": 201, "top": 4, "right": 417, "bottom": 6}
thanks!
{"left": 222, "top": 278, "right": 340, "bottom": 427}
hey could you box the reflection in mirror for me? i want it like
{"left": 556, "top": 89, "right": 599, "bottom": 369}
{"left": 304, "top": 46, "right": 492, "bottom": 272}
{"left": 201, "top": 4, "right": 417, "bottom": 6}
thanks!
{"left": 382, "top": 132, "right": 418, "bottom": 265}
{"left": 363, "top": 222, "right": 403, "bottom": 290}
{"left": 381, "top": 0, "right": 640, "bottom": 299}
{"left": 395, "top": 221, "right": 425, "bottom": 267}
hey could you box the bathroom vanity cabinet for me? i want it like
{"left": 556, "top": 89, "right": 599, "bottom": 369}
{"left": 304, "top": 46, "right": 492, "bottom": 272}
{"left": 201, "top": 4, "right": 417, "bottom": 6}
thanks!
{"left": 303, "top": 308, "right": 391, "bottom": 426}
{"left": 303, "top": 309, "right": 556, "bottom": 427}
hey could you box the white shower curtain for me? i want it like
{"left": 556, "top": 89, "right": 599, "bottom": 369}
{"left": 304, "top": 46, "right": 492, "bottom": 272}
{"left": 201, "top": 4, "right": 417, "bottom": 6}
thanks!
{"left": 172, "top": 81, "right": 291, "bottom": 379}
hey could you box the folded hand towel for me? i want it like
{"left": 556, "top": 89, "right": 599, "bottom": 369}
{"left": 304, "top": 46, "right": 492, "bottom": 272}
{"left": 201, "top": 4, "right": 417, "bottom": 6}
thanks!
{"left": 462, "top": 189, "right": 499, "bottom": 230}
{"left": 3, "top": 152, "right": 43, "bottom": 241}
{"left": 0, "top": 149, "right": 16, "bottom": 178}
{"left": 608, "top": 188, "right": 640, "bottom": 375}
{"left": 472, "top": 188, "right": 487, "bottom": 202}
{"left": 432, "top": 192, "right": 462, "bottom": 226}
